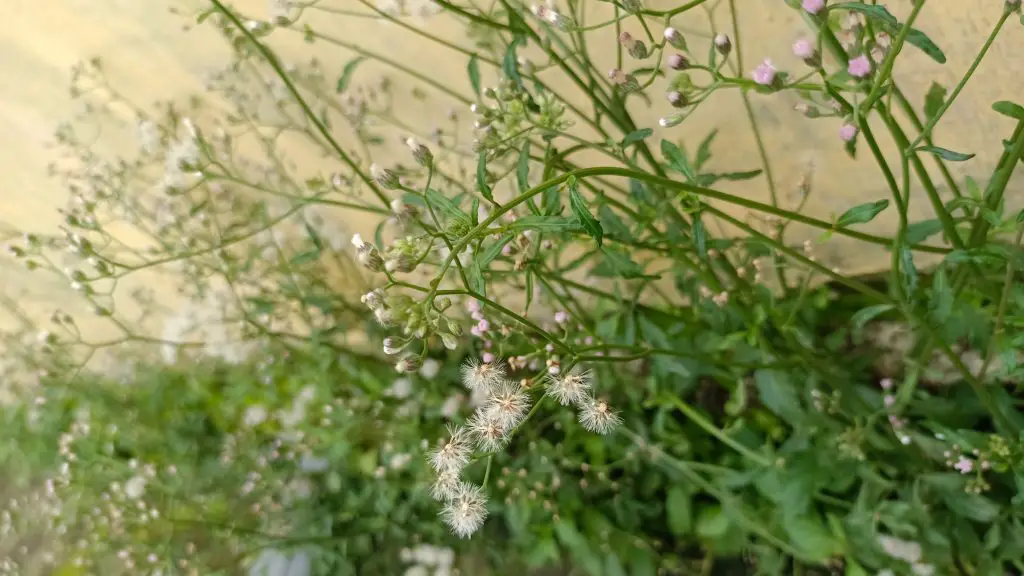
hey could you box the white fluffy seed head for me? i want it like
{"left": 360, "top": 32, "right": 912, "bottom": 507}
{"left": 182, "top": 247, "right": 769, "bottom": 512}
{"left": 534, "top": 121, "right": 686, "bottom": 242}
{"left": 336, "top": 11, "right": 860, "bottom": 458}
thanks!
{"left": 485, "top": 380, "right": 531, "bottom": 431}
{"left": 460, "top": 358, "right": 505, "bottom": 393}
{"left": 548, "top": 369, "right": 592, "bottom": 406}
{"left": 429, "top": 425, "right": 472, "bottom": 473}
{"left": 431, "top": 469, "right": 462, "bottom": 501}
{"left": 468, "top": 409, "right": 508, "bottom": 453}
{"left": 441, "top": 483, "right": 488, "bottom": 538}
{"left": 578, "top": 397, "right": 622, "bottom": 435}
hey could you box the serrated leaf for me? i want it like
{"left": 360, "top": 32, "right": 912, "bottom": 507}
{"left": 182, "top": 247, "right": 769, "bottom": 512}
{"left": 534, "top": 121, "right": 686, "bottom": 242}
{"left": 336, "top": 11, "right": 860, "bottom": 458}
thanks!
{"left": 467, "top": 54, "right": 481, "bottom": 98}
{"left": 915, "top": 145, "right": 975, "bottom": 162}
{"left": 661, "top": 139, "right": 696, "bottom": 182}
{"left": 568, "top": 176, "right": 603, "bottom": 246}
{"left": 477, "top": 152, "right": 493, "bottom": 202}
{"left": 993, "top": 100, "right": 1024, "bottom": 120}
{"left": 621, "top": 128, "right": 653, "bottom": 147}
{"left": 336, "top": 56, "right": 366, "bottom": 93}
{"left": 836, "top": 199, "right": 889, "bottom": 227}
{"left": 517, "top": 141, "right": 531, "bottom": 193}
{"left": 904, "top": 219, "right": 944, "bottom": 244}
{"left": 924, "top": 82, "right": 946, "bottom": 120}
{"left": 695, "top": 129, "right": 718, "bottom": 171}
{"left": 599, "top": 205, "right": 631, "bottom": 238}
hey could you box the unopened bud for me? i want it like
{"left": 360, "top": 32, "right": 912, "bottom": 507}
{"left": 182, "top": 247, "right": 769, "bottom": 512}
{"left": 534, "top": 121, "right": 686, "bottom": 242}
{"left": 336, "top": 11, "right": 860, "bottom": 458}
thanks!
{"left": 370, "top": 163, "right": 400, "bottom": 190}
{"left": 383, "top": 336, "right": 408, "bottom": 355}
{"left": 395, "top": 355, "right": 422, "bottom": 373}
{"left": 667, "top": 53, "right": 689, "bottom": 70}
{"left": 663, "top": 27, "right": 687, "bottom": 50}
{"left": 667, "top": 91, "right": 686, "bottom": 108}
{"left": 714, "top": 33, "right": 732, "bottom": 56}
{"left": 406, "top": 137, "right": 433, "bottom": 167}
{"left": 440, "top": 333, "right": 459, "bottom": 350}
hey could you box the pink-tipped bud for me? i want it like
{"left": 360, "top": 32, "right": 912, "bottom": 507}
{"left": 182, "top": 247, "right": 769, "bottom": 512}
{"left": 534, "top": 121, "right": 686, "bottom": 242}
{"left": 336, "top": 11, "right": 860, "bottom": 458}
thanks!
{"left": 667, "top": 53, "right": 689, "bottom": 70}
{"left": 663, "top": 27, "right": 687, "bottom": 50}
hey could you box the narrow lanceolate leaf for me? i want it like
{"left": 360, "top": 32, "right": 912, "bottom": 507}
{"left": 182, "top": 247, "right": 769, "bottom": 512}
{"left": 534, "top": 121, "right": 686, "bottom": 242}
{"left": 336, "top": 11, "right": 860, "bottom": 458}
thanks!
{"left": 992, "top": 101, "right": 1024, "bottom": 120}
{"left": 517, "top": 141, "right": 531, "bottom": 193}
{"left": 336, "top": 56, "right": 366, "bottom": 93}
{"left": 477, "top": 152, "right": 494, "bottom": 202}
{"left": 836, "top": 199, "right": 889, "bottom": 228}
{"left": 467, "top": 54, "right": 482, "bottom": 98}
{"left": 905, "top": 29, "right": 945, "bottom": 64}
{"left": 506, "top": 215, "right": 581, "bottom": 233}
{"left": 914, "top": 146, "right": 975, "bottom": 162}
{"left": 621, "top": 128, "right": 653, "bottom": 147}
{"left": 568, "top": 176, "right": 603, "bottom": 246}
{"left": 477, "top": 233, "right": 515, "bottom": 268}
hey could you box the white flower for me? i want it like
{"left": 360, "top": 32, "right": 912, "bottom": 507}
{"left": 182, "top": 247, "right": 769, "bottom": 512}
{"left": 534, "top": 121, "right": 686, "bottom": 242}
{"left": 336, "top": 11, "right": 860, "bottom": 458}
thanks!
{"left": 877, "top": 534, "right": 922, "bottom": 564}
{"left": 441, "top": 483, "right": 488, "bottom": 538}
{"left": 243, "top": 404, "right": 269, "bottom": 428}
{"left": 429, "top": 426, "right": 472, "bottom": 473}
{"left": 460, "top": 358, "right": 504, "bottom": 392}
{"left": 390, "top": 453, "right": 413, "bottom": 470}
{"left": 468, "top": 409, "right": 507, "bottom": 453}
{"left": 484, "top": 380, "right": 530, "bottom": 432}
{"left": 388, "top": 377, "right": 413, "bottom": 399}
{"left": 299, "top": 454, "right": 329, "bottom": 473}
{"left": 124, "top": 476, "right": 147, "bottom": 500}
{"left": 548, "top": 369, "right": 591, "bottom": 406}
{"left": 420, "top": 358, "right": 441, "bottom": 379}
{"left": 578, "top": 397, "right": 622, "bottom": 435}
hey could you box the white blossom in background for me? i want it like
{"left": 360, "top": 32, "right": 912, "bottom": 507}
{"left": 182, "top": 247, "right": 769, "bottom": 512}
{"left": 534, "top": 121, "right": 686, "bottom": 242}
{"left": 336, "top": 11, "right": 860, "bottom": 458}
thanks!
{"left": 401, "top": 544, "right": 455, "bottom": 576}
{"left": 248, "top": 548, "right": 311, "bottom": 576}
{"left": 419, "top": 358, "right": 441, "bottom": 379}
{"left": 123, "top": 475, "right": 147, "bottom": 500}
{"left": 243, "top": 404, "right": 269, "bottom": 428}
{"left": 136, "top": 119, "right": 160, "bottom": 155}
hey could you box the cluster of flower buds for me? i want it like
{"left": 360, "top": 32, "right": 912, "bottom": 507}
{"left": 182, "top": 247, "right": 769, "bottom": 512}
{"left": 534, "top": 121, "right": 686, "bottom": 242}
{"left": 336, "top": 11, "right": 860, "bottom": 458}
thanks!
{"left": 381, "top": 236, "right": 424, "bottom": 274}
{"left": 607, "top": 68, "right": 640, "bottom": 92}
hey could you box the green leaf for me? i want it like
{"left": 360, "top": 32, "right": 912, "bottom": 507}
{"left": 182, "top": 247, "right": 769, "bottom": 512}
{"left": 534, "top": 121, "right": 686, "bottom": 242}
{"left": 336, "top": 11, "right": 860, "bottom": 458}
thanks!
{"left": 782, "top": 513, "right": 841, "bottom": 563}
{"left": 290, "top": 249, "right": 321, "bottom": 266}
{"left": 906, "top": 29, "right": 946, "bottom": 64}
{"left": 838, "top": 3, "right": 898, "bottom": 27}
{"left": 568, "top": 176, "right": 603, "bottom": 246}
{"left": 900, "top": 246, "right": 918, "bottom": 296}
{"left": 923, "top": 473, "right": 1001, "bottom": 522}
{"left": 598, "top": 205, "right": 631, "bottom": 238}
{"left": 468, "top": 260, "right": 485, "bottom": 295}
{"left": 477, "top": 233, "right": 514, "bottom": 268}
{"left": 591, "top": 248, "right": 655, "bottom": 279}
{"left": 503, "top": 37, "right": 524, "bottom": 89}
{"left": 929, "top": 266, "right": 953, "bottom": 323}
{"left": 924, "top": 82, "right": 947, "bottom": 120}
{"left": 661, "top": 139, "right": 696, "bottom": 182}
{"left": 507, "top": 215, "right": 580, "bottom": 233}
{"left": 517, "top": 141, "right": 531, "bottom": 193}
{"left": 425, "top": 188, "right": 466, "bottom": 220}
{"left": 467, "top": 54, "right": 482, "bottom": 98}
{"left": 336, "top": 56, "right": 366, "bottom": 93}
{"left": 836, "top": 199, "right": 889, "bottom": 227}
{"left": 851, "top": 304, "right": 894, "bottom": 343}
{"left": 693, "top": 218, "right": 707, "bottom": 258}
{"left": 702, "top": 169, "right": 763, "bottom": 186}
{"left": 621, "top": 128, "right": 653, "bottom": 147}
{"left": 695, "top": 129, "right": 718, "bottom": 171}
{"left": 904, "top": 219, "right": 944, "bottom": 244}
{"left": 754, "top": 369, "right": 805, "bottom": 426}
{"left": 477, "top": 152, "right": 494, "bottom": 202}
{"left": 914, "top": 145, "right": 975, "bottom": 162}
{"left": 554, "top": 520, "right": 604, "bottom": 576}
{"left": 666, "top": 486, "right": 693, "bottom": 536}
{"left": 993, "top": 100, "right": 1024, "bottom": 120}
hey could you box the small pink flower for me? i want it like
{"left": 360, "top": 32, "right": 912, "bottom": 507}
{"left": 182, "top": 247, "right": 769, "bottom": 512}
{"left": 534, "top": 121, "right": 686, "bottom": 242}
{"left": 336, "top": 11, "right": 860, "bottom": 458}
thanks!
{"left": 752, "top": 59, "right": 777, "bottom": 86}
{"left": 802, "top": 0, "right": 825, "bottom": 14}
{"left": 839, "top": 122, "right": 858, "bottom": 142}
{"left": 954, "top": 457, "right": 973, "bottom": 474}
{"left": 848, "top": 55, "right": 872, "bottom": 78}
{"left": 792, "top": 38, "right": 815, "bottom": 59}
{"left": 482, "top": 351, "right": 495, "bottom": 363}
{"left": 883, "top": 394, "right": 895, "bottom": 408}
{"left": 554, "top": 310, "right": 569, "bottom": 324}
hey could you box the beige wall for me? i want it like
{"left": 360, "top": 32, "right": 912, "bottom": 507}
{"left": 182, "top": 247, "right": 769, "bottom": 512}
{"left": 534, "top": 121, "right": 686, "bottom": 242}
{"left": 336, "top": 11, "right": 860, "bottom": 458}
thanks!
{"left": 2, "top": 0, "right": 1022, "bottom": 338}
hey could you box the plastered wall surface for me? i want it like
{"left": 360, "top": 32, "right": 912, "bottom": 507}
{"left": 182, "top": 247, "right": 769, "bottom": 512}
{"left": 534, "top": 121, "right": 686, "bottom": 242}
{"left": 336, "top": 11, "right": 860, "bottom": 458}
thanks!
{"left": 2, "top": 0, "right": 1022, "bottom": 339}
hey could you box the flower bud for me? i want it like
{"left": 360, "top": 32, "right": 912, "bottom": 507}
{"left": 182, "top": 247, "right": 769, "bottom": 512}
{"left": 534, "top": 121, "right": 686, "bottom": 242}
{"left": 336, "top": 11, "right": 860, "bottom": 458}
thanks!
{"left": 666, "top": 53, "right": 689, "bottom": 71}
{"left": 406, "top": 137, "right": 433, "bottom": 167}
{"left": 658, "top": 114, "right": 684, "bottom": 128}
{"left": 395, "top": 355, "right": 422, "bottom": 373}
{"left": 446, "top": 318, "right": 463, "bottom": 336}
{"left": 667, "top": 91, "right": 686, "bottom": 108}
{"left": 383, "top": 336, "right": 408, "bottom": 355}
{"left": 663, "top": 27, "right": 687, "bottom": 50}
{"left": 440, "top": 333, "right": 459, "bottom": 350}
{"left": 714, "top": 33, "right": 732, "bottom": 56}
{"left": 370, "top": 163, "right": 400, "bottom": 190}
